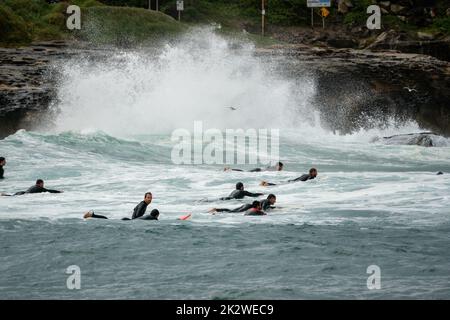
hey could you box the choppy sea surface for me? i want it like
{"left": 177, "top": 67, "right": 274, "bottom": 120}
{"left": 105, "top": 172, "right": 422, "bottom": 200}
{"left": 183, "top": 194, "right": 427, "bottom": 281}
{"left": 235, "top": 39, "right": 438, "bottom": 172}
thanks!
{"left": 1, "top": 128, "right": 449, "bottom": 299}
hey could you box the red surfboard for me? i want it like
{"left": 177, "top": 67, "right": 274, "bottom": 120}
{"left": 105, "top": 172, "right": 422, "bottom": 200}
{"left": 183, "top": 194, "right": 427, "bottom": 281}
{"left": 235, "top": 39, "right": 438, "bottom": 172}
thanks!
{"left": 179, "top": 213, "right": 192, "bottom": 220}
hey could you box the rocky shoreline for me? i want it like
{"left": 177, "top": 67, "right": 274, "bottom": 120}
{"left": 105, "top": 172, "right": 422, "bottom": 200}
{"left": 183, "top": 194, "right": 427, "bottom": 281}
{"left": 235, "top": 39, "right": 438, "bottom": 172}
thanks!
{"left": 0, "top": 41, "right": 110, "bottom": 139}
{"left": 0, "top": 40, "right": 449, "bottom": 138}
{"left": 258, "top": 44, "right": 450, "bottom": 136}
{"left": 0, "top": 41, "right": 69, "bottom": 138}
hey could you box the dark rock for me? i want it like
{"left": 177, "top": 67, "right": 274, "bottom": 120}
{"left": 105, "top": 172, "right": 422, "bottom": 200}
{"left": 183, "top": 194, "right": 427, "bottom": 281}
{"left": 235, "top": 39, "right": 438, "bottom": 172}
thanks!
{"left": 326, "top": 38, "right": 358, "bottom": 49}
{"left": 379, "top": 132, "right": 438, "bottom": 147}
{"left": 366, "top": 30, "right": 450, "bottom": 62}
{"left": 391, "top": 4, "right": 406, "bottom": 14}
{"left": 260, "top": 46, "right": 450, "bottom": 137}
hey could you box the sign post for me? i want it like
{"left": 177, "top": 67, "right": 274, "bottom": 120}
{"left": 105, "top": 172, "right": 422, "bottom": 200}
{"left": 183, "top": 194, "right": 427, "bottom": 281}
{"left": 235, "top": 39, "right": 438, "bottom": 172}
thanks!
{"left": 148, "top": 0, "right": 159, "bottom": 11}
{"left": 307, "top": 0, "right": 330, "bottom": 28}
{"left": 176, "top": 1, "right": 184, "bottom": 21}
{"left": 261, "top": 0, "right": 265, "bottom": 36}
{"left": 319, "top": 7, "right": 330, "bottom": 29}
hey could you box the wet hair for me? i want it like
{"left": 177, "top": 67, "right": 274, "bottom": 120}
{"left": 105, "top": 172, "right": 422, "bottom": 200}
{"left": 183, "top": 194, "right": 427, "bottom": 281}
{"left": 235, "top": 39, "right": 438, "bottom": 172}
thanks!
{"left": 251, "top": 200, "right": 261, "bottom": 208}
{"left": 267, "top": 194, "right": 276, "bottom": 200}
{"left": 309, "top": 168, "right": 317, "bottom": 174}
{"left": 277, "top": 162, "right": 283, "bottom": 167}
{"left": 236, "top": 182, "right": 244, "bottom": 190}
{"left": 36, "top": 179, "right": 44, "bottom": 185}
{"left": 150, "top": 209, "right": 159, "bottom": 217}
{"left": 144, "top": 192, "right": 152, "bottom": 198}
{"left": 0, "top": 157, "right": 5, "bottom": 163}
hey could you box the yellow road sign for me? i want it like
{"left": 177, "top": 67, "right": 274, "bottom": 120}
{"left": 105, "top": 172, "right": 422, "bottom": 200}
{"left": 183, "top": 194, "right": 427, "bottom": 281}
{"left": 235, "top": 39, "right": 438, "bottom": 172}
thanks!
{"left": 320, "top": 7, "right": 330, "bottom": 18}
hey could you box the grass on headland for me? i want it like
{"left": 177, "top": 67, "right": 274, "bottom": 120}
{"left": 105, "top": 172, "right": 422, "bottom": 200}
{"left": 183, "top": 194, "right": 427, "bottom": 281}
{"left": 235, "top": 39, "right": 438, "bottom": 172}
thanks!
{"left": 75, "top": 6, "right": 183, "bottom": 46}
{"left": 1, "top": 0, "right": 449, "bottom": 48}
{"left": 0, "top": 0, "right": 184, "bottom": 46}
{"left": 0, "top": 0, "right": 104, "bottom": 45}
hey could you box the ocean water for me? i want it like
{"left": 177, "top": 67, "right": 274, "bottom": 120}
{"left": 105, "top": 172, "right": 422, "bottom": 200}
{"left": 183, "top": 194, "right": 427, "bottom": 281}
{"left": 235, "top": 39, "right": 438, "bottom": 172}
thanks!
{"left": 1, "top": 29, "right": 449, "bottom": 299}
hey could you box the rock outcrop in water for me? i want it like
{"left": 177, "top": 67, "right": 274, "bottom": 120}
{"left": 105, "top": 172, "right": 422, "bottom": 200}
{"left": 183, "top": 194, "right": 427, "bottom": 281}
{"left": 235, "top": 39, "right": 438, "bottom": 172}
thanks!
{"left": 0, "top": 41, "right": 67, "bottom": 137}
{"left": 371, "top": 132, "right": 442, "bottom": 147}
{"left": 258, "top": 45, "right": 450, "bottom": 137}
{"left": 0, "top": 41, "right": 108, "bottom": 138}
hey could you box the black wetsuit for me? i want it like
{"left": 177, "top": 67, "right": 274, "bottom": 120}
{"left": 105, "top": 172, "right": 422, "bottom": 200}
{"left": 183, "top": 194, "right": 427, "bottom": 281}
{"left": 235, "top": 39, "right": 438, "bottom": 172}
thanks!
{"left": 217, "top": 199, "right": 274, "bottom": 213}
{"left": 139, "top": 215, "right": 158, "bottom": 220}
{"left": 0, "top": 166, "right": 4, "bottom": 179}
{"left": 122, "top": 215, "right": 158, "bottom": 221}
{"left": 260, "top": 199, "right": 275, "bottom": 211}
{"left": 131, "top": 201, "right": 149, "bottom": 219}
{"left": 244, "top": 208, "right": 266, "bottom": 216}
{"left": 215, "top": 203, "right": 253, "bottom": 213}
{"left": 13, "top": 185, "right": 62, "bottom": 195}
{"left": 89, "top": 214, "right": 157, "bottom": 220}
{"left": 220, "top": 189, "right": 263, "bottom": 200}
{"left": 92, "top": 213, "right": 108, "bottom": 219}
{"left": 266, "top": 173, "right": 315, "bottom": 186}
{"left": 231, "top": 166, "right": 277, "bottom": 172}
{"left": 88, "top": 202, "right": 153, "bottom": 220}
{"left": 288, "top": 174, "right": 315, "bottom": 182}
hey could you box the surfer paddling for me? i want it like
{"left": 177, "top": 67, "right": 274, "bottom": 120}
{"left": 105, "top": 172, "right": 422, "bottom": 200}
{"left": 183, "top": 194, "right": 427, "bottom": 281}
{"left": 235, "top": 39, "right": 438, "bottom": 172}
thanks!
{"left": 2, "top": 179, "right": 63, "bottom": 196}
{"left": 219, "top": 182, "right": 263, "bottom": 200}
{"left": 83, "top": 192, "right": 159, "bottom": 220}
{"left": 209, "top": 194, "right": 276, "bottom": 214}
{"left": 0, "top": 157, "right": 5, "bottom": 179}
{"left": 260, "top": 168, "right": 318, "bottom": 186}
{"left": 224, "top": 162, "right": 284, "bottom": 172}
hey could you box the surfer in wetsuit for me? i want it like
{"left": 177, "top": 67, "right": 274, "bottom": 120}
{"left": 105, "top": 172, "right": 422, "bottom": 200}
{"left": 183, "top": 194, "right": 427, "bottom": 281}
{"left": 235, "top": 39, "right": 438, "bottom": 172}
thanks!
{"left": 224, "top": 162, "right": 284, "bottom": 172}
{"left": 140, "top": 209, "right": 159, "bottom": 220}
{"left": 83, "top": 192, "right": 156, "bottom": 220}
{"left": 10, "top": 179, "right": 63, "bottom": 195}
{"left": 220, "top": 182, "right": 263, "bottom": 200}
{"left": 210, "top": 194, "right": 276, "bottom": 213}
{"left": 0, "top": 157, "right": 5, "bottom": 179}
{"left": 260, "top": 168, "right": 318, "bottom": 186}
{"left": 131, "top": 192, "right": 153, "bottom": 219}
{"left": 244, "top": 201, "right": 266, "bottom": 216}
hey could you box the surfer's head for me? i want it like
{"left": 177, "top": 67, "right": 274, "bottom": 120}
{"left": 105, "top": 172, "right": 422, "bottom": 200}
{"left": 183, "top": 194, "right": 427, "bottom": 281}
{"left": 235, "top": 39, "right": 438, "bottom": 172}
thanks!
{"left": 0, "top": 157, "right": 5, "bottom": 166}
{"left": 150, "top": 209, "right": 159, "bottom": 218}
{"left": 144, "top": 192, "right": 153, "bottom": 204}
{"left": 309, "top": 168, "right": 318, "bottom": 178}
{"left": 236, "top": 182, "right": 244, "bottom": 190}
{"left": 252, "top": 200, "right": 261, "bottom": 210}
{"left": 267, "top": 194, "right": 276, "bottom": 205}
{"left": 276, "top": 162, "right": 283, "bottom": 171}
{"left": 36, "top": 179, "right": 44, "bottom": 188}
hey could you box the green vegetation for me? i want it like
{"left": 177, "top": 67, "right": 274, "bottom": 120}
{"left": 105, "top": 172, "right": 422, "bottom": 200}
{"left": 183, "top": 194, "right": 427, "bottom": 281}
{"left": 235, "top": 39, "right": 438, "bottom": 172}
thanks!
{"left": 0, "top": 0, "right": 183, "bottom": 46}
{"left": 78, "top": 6, "right": 183, "bottom": 46}
{"left": 0, "top": 0, "right": 104, "bottom": 44}
{"left": 0, "top": 4, "right": 31, "bottom": 45}
{"left": 431, "top": 16, "right": 450, "bottom": 35}
{"left": 0, "top": 0, "right": 449, "bottom": 47}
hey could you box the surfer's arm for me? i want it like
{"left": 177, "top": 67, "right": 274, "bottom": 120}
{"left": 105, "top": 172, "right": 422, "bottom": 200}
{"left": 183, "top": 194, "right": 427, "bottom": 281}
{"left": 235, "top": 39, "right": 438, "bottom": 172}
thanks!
{"left": 244, "top": 191, "right": 263, "bottom": 197}
{"left": 260, "top": 181, "right": 277, "bottom": 186}
{"left": 44, "top": 188, "right": 63, "bottom": 193}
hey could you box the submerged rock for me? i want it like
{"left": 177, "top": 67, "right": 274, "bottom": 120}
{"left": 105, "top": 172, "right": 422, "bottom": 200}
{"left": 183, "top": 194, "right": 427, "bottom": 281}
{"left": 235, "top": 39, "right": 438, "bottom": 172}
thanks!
{"left": 372, "top": 132, "right": 446, "bottom": 147}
